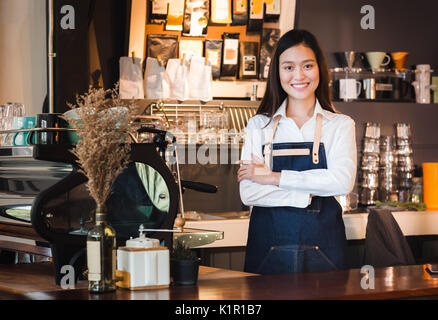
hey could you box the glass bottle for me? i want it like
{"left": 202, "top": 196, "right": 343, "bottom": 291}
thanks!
{"left": 86, "top": 204, "right": 116, "bottom": 293}
{"left": 410, "top": 177, "right": 423, "bottom": 203}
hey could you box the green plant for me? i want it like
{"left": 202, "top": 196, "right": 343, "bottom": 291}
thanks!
{"left": 171, "top": 240, "right": 198, "bottom": 261}
{"left": 375, "top": 201, "right": 426, "bottom": 211}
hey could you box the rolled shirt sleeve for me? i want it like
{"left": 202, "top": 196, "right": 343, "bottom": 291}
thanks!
{"left": 278, "top": 117, "right": 357, "bottom": 197}
{"left": 239, "top": 117, "right": 312, "bottom": 208}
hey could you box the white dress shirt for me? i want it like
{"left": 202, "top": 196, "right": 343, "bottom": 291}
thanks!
{"left": 239, "top": 99, "right": 357, "bottom": 208}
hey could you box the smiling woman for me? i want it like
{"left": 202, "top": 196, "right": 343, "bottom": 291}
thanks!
{"left": 279, "top": 45, "right": 320, "bottom": 119}
{"left": 238, "top": 29, "right": 357, "bottom": 276}
{"left": 256, "top": 29, "right": 334, "bottom": 121}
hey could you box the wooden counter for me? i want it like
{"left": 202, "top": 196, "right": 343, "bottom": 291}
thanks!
{"left": 1, "top": 262, "right": 438, "bottom": 300}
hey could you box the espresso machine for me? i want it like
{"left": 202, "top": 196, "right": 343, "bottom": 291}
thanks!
{"left": 0, "top": 125, "right": 218, "bottom": 285}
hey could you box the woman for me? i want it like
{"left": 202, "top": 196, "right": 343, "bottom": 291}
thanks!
{"left": 237, "top": 29, "right": 357, "bottom": 274}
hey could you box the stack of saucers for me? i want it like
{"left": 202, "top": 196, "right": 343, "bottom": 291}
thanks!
{"left": 359, "top": 122, "right": 380, "bottom": 206}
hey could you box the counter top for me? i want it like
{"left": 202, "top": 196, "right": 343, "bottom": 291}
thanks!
{"left": 185, "top": 210, "right": 438, "bottom": 248}
{"left": 2, "top": 262, "right": 438, "bottom": 300}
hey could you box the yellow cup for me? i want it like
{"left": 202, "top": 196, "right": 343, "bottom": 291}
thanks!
{"left": 422, "top": 162, "right": 438, "bottom": 211}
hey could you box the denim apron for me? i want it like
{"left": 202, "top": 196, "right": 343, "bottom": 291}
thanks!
{"left": 244, "top": 114, "right": 348, "bottom": 274}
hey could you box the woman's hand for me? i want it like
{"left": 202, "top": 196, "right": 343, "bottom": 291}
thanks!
{"left": 237, "top": 154, "right": 280, "bottom": 186}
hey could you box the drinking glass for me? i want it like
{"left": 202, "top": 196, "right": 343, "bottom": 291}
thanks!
{"left": 0, "top": 105, "right": 5, "bottom": 146}
{"left": 3, "top": 103, "right": 25, "bottom": 145}
{"left": 14, "top": 103, "right": 25, "bottom": 117}
{"left": 3, "top": 103, "right": 15, "bottom": 145}
{"left": 396, "top": 123, "right": 411, "bottom": 139}
{"left": 185, "top": 113, "right": 198, "bottom": 144}
{"left": 199, "top": 111, "right": 214, "bottom": 143}
{"left": 200, "top": 111, "right": 213, "bottom": 131}
{"left": 218, "top": 111, "right": 229, "bottom": 144}
{"left": 364, "top": 122, "right": 380, "bottom": 139}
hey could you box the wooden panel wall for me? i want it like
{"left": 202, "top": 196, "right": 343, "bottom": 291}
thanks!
{"left": 297, "top": 0, "right": 438, "bottom": 166}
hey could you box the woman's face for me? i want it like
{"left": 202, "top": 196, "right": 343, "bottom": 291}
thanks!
{"left": 278, "top": 44, "right": 320, "bottom": 104}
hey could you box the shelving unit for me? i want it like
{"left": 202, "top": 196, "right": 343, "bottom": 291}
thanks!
{"left": 127, "top": 0, "right": 296, "bottom": 100}
{"left": 329, "top": 68, "right": 417, "bottom": 103}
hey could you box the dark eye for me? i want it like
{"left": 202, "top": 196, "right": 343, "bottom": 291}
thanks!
{"left": 284, "top": 65, "right": 293, "bottom": 71}
{"left": 303, "top": 64, "right": 314, "bottom": 70}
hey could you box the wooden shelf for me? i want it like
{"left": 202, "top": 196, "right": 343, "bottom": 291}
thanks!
{"left": 212, "top": 80, "right": 266, "bottom": 99}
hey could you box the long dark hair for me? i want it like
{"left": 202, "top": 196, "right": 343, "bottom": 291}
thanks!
{"left": 257, "top": 29, "right": 336, "bottom": 119}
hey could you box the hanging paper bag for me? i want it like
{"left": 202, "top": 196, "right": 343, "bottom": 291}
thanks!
{"left": 144, "top": 57, "right": 171, "bottom": 99}
{"left": 119, "top": 56, "right": 144, "bottom": 99}
{"left": 166, "top": 56, "right": 190, "bottom": 101}
{"left": 188, "top": 56, "right": 212, "bottom": 102}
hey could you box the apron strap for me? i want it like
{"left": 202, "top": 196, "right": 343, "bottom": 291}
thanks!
{"left": 312, "top": 113, "right": 323, "bottom": 165}
{"left": 264, "top": 113, "right": 323, "bottom": 168}
{"left": 263, "top": 115, "right": 281, "bottom": 170}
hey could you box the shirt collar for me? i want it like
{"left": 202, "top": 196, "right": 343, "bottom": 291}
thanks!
{"left": 273, "top": 99, "right": 335, "bottom": 121}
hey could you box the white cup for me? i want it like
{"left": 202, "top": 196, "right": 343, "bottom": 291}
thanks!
{"left": 339, "top": 79, "right": 362, "bottom": 101}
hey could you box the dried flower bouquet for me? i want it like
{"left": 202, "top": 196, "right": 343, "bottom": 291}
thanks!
{"left": 64, "top": 85, "right": 138, "bottom": 207}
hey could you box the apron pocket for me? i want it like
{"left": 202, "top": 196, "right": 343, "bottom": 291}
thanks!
{"left": 303, "top": 245, "right": 338, "bottom": 272}
{"left": 256, "top": 244, "right": 338, "bottom": 274}
{"left": 306, "top": 196, "right": 322, "bottom": 213}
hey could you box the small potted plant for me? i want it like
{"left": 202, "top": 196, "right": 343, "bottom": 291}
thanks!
{"left": 170, "top": 240, "right": 200, "bottom": 286}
